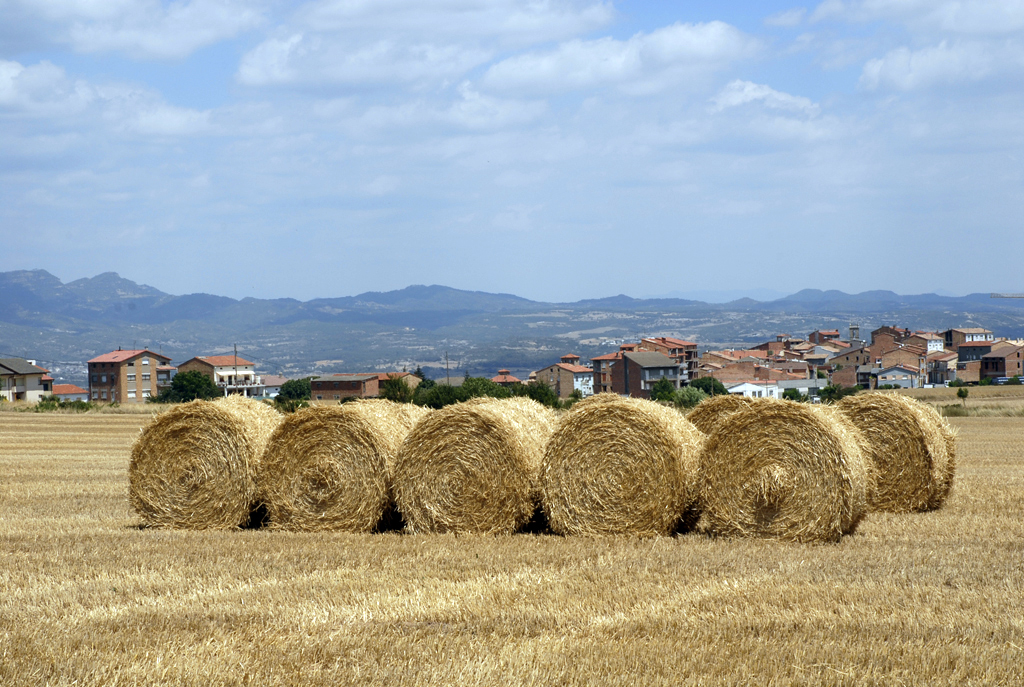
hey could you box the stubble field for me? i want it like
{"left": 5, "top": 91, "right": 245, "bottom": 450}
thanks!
{"left": 1, "top": 412, "right": 1022, "bottom": 685}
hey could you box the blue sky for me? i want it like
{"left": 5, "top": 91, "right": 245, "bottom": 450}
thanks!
{"left": 2, "top": 0, "right": 1023, "bottom": 302}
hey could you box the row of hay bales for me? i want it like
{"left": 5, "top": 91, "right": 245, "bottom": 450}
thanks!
{"left": 129, "top": 390, "right": 956, "bottom": 543}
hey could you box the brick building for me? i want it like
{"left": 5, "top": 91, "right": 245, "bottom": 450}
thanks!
{"left": 610, "top": 351, "right": 681, "bottom": 399}
{"left": 534, "top": 354, "right": 594, "bottom": 399}
{"left": 981, "top": 343, "right": 1024, "bottom": 380}
{"left": 639, "top": 337, "right": 699, "bottom": 382}
{"left": 87, "top": 349, "right": 172, "bottom": 403}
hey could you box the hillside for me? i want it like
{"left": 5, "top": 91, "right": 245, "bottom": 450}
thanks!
{"left": 3, "top": 270, "right": 1024, "bottom": 385}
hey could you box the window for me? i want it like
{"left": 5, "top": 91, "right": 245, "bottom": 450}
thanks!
{"left": 142, "top": 391, "right": 150, "bottom": 398}
{"left": 92, "top": 374, "right": 97, "bottom": 382}
{"left": 101, "top": 375, "right": 107, "bottom": 383}
{"left": 100, "top": 390, "right": 107, "bottom": 400}
{"left": 92, "top": 390, "right": 98, "bottom": 399}
{"left": 142, "top": 373, "right": 150, "bottom": 381}
{"left": 127, "top": 374, "right": 136, "bottom": 381}
{"left": 334, "top": 395, "right": 340, "bottom": 399}
{"left": 142, "top": 358, "right": 149, "bottom": 365}
{"left": 127, "top": 361, "right": 134, "bottom": 367}
{"left": 316, "top": 395, "right": 322, "bottom": 400}
{"left": 127, "top": 392, "right": 136, "bottom": 399}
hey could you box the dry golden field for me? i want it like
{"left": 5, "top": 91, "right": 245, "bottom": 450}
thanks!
{"left": 1, "top": 412, "right": 1022, "bottom": 686}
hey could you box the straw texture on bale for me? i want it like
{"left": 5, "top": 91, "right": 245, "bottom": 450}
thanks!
{"left": 541, "top": 393, "right": 705, "bottom": 536}
{"left": 687, "top": 393, "right": 755, "bottom": 436}
{"left": 392, "top": 397, "right": 557, "bottom": 534}
{"left": 259, "top": 399, "right": 425, "bottom": 531}
{"left": 698, "top": 399, "right": 872, "bottom": 543}
{"left": 129, "top": 396, "right": 282, "bottom": 529}
{"left": 836, "top": 393, "right": 956, "bottom": 512}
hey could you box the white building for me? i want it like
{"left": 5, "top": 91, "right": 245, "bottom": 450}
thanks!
{"left": 176, "top": 355, "right": 264, "bottom": 397}
{"left": 726, "top": 381, "right": 781, "bottom": 399}
{"left": 0, "top": 358, "right": 52, "bottom": 402}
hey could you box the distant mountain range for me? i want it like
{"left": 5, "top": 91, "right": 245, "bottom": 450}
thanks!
{"left": 3, "top": 269, "right": 1023, "bottom": 386}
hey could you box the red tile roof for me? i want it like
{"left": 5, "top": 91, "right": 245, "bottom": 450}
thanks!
{"left": 491, "top": 373, "right": 521, "bottom": 384}
{"left": 88, "top": 349, "right": 170, "bottom": 364}
{"left": 556, "top": 363, "right": 592, "bottom": 373}
{"left": 41, "top": 375, "right": 54, "bottom": 382}
{"left": 193, "top": 355, "right": 255, "bottom": 367}
{"left": 643, "top": 336, "right": 696, "bottom": 347}
{"left": 591, "top": 352, "right": 622, "bottom": 361}
{"left": 958, "top": 342, "right": 993, "bottom": 348}
{"left": 52, "top": 384, "right": 88, "bottom": 395}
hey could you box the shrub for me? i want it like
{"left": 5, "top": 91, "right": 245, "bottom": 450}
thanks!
{"left": 689, "top": 377, "right": 729, "bottom": 396}
{"left": 675, "top": 385, "right": 707, "bottom": 409}
{"left": 782, "top": 388, "right": 807, "bottom": 402}
{"left": 980, "top": 377, "right": 993, "bottom": 386}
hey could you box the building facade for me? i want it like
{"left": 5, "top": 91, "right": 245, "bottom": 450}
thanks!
{"left": 87, "top": 349, "right": 172, "bottom": 403}
{"left": 0, "top": 358, "right": 52, "bottom": 402}
{"left": 610, "top": 351, "right": 681, "bottom": 399}
{"left": 176, "top": 355, "right": 262, "bottom": 397}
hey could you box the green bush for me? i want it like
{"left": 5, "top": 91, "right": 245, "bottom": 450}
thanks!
{"left": 980, "top": 377, "right": 993, "bottom": 386}
{"left": 675, "top": 385, "right": 707, "bottom": 409}
{"left": 689, "top": 377, "right": 729, "bottom": 396}
{"left": 781, "top": 388, "right": 807, "bottom": 402}
{"left": 819, "top": 384, "right": 860, "bottom": 404}
{"left": 1007, "top": 376, "right": 1022, "bottom": 386}
{"left": 35, "top": 395, "right": 95, "bottom": 413}
{"left": 649, "top": 377, "right": 677, "bottom": 403}
{"left": 151, "top": 370, "right": 222, "bottom": 403}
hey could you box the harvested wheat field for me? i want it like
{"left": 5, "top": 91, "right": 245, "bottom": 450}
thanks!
{"left": 2, "top": 411, "right": 1023, "bottom": 685}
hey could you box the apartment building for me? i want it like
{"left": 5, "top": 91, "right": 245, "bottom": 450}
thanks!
{"left": 87, "top": 349, "right": 172, "bottom": 403}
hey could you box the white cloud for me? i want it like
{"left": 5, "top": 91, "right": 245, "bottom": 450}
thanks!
{"left": 0, "top": 59, "right": 210, "bottom": 136}
{"left": 4, "top": 0, "right": 264, "bottom": 59}
{"left": 294, "top": 0, "right": 615, "bottom": 45}
{"left": 859, "top": 40, "right": 1024, "bottom": 89}
{"left": 238, "top": 34, "right": 492, "bottom": 87}
{"left": 811, "top": 0, "right": 1024, "bottom": 35}
{"left": 711, "top": 80, "right": 820, "bottom": 115}
{"left": 483, "top": 21, "right": 757, "bottom": 94}
{"left": 766, "top": 8, "right": 808, "bottom": 28}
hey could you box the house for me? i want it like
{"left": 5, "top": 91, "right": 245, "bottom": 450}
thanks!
{"left": 309, "top": 371, "right": 420, "bottom": 403}
{"left": 176, "top": 355, "right": 263, "bottom": 397}
{"left": 871, "top": 326, "right": 911, "bottom": 346}
{"left": 491, "top": 369, "right": 522, "bottom": 387}
{"left": 943, "top": 327, "right": 994, "bottom": 352}
{"left": 829, "top": 346, "right": 872, "bottom": 369}
{"left": 726, "top": 381, "right": 781, "bottom": 399}
{"left": 879, "top": 346, "right": 927, "bottom": 385}
{"left": 256, "top": 375, "right": 288, "bottom": 399}
{"left": 873, "top": 365, "right": 920, "bottom": 389}
{"left": 0, "top": 358, "right": 52, "bottom": 402}
{"left": 87, "top": 349, "right": 172, "bottom": 403}
{"left": 981, "top": 343, "right": 1024, "bottom": 381}
{"left": 775, "top": 378, "right": 830, "bottom": 400}
{"left": 956, "top": 341, "right": 993, "bottom": 362}
{"left": 808, "top": 329, "right": 841, "bottom": 345}
{"left": 52, "top": 384, "right": 89, "bottom": 402}
{"left": 611, "top": 351, "right": 681, "bottom": 399}
{"left": 591, "top": 349, "right": 626, "bottom": 395}
{"left": 534, "top": 354, "right": 594, "bottom": 399}
{"left": 906, "top": 332, "right": 945, "bottom": 354}
{"left": 639, "top": 337, "right": 699, "bottom": 381}
{"left": 705, "top": 360, "right": 805, "bottom": 383}
{"left": 926, "top": 351, "right": 958, "bottom": 385}
{"left": 956, "top": 360, "right": 981, "bottom": 384}
{"left": 311, "top": 374, "right": 378, "bottom": 403}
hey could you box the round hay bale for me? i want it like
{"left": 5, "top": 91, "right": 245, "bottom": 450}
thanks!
{"left": 259, "top": 399, "right": 421, "bottom": 531}
{"left": 392, "top": 397, "right": 557, "bottom": 534}
{"left": 540, "top": 393, "right": 704, "bottom": 536}
{"left": 698, "top": 399, "right": 872, "bottom": 543}
{"left": 129, "top": 397, "right": 282, "bottom": 529}
{"left": 686, "top": 393, "right": 755, "bottom": 435}
{"left": 836, "top": 393, "right": 955, "bottom": 512}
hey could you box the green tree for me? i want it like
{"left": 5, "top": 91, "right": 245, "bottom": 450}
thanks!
{"left": 412, "top": 366, "right": 426, "bottom": 380}
{"left": 818, "top": 384, "right": 860, "bottom": 404}
{"left": 510, "top": 381, "right": 562, "bottom": 408}
{"left": 816, "top": 369, "right": 828, "bottom": 379}
{"left": 380, "top": 374, "right": 414, "bottom": 403}
{"left": 415, "top": 383, "right": 469, "bottom": 409}
{"left": 782, "top": 388, "right": 807, "bottom": 402}
{"left": 980, "top": 376, "right": 993, "bottom": 386}
{"left": 674, "top": 386, "right": 707, "bottom": 409}
{"left": 461, "top": 376, "right": 511, "bottom": 400}
{"left": 649, "top": 377, "right": 677, "bottom": 403}
{"left": 278, "top": 377, "right": 312, "bottom": 401}
{"left": 689, "top": 377, "right": 728, "bottom": 396}
{"left": 957, "top": 387, "right": 969, "bottom": 407}
{"left": 152, "top": 370, "right": 221, "bottom": 403}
